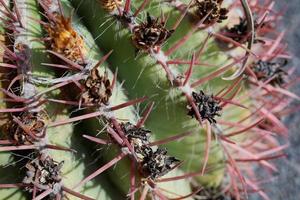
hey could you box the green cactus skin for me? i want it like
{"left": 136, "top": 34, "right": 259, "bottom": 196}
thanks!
{"left": 0, "top": 0, "right": 120, "bottom": 199}
{"left": 71, "top": 0, "right": 251, "bottom": 187}
{"left": 0, "top": 0, "right": 296, "bottom": 199}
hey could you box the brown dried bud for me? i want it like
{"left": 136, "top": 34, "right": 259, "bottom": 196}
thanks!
{"left": 141, "top": 147, "right": 180, "bottom": 180}
{"left": 132, "top": 13, "right": 174, "bottom": 51}
{"left": 23, "top": 154, "right": 63, "bottom": 197}
{"left": 194, "top": 0, "right": 228, "bottom": 25}
{"left": 188, "top": 90, "right": 222, "bottom": 124}
{"left": 100, "top": 0, "right": 123, "bottom": 12}
{"left": 45, "top": 14, "right": 86, "bottom": 63}
{"left": 82, "top": 67, "right": 112, "bottom": 105}
{"left": 9, "top": 111, "right": 48, "bottom": 145}
{"left": 253, "top": 60, "right": 288, "bottom": 86}
{"left": 196, "top": 187, "right": 233, "bottom": 200}
{"left": 120, "top": 122, "right": 179, "bottom": 179}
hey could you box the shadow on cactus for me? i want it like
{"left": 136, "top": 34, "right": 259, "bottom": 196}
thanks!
{"left": 0, "top": 0, "right": 298, "bottom": 200}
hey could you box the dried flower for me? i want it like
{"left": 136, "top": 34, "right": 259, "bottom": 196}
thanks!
{"left": 120, "top": 122, "right": 179, "bottom": 179}
{"left": 9, "top": 111, "right": 48, "bottom": 145}
{"left": 188, "top": 90, "right": 222, "bottom": 123}
{"left": 100, "top": 0, "right": 123, "bottom": 12}
{"left": 194, "top": 0, "right": 228, "bottom": 25}
{"left": 82, "top": 67, "right": 112, "bottom": 105}
{"left": 23, "top": 154, "right": 63, "bottom": 196}
{"left": 253, "top": 60, "right": 288, "bottom": 86}
{"left": 45, "top": 14, "right": 86, "bottom": 63}
{"left": 132, "top": 13, "right": 174, "bottom": 51}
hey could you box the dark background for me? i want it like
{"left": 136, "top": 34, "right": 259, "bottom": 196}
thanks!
{"left": 252, "top": 1, "right": 300, "bottom": 200}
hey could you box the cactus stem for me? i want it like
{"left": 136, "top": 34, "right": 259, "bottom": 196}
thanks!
{"left": 219, "top": 75, "right": 244, "bottom": 98}
{"left": 191, "top": 56, "right": 246, "bottom": 88}
{"left": 133, "top": 0, "right": 150, "bottom": 18}
{"left": 73, "top": 109, "right": 188, "bottom": 197}
{"left": 89, "top": 0, "right": 225, "bottom": 140}
{"left": 0, "top": 107, "right": 27, "bottom": 113}
{"left": 222, "top": 144, "right": 247, "bottom": 199}
{"left": 136, "top": 101, "right": 154, "bottom": 128}
{"left": 108, "top": 96, "right": 148, "bottom": 111}
{"left": 106, "top": 126, "right": 124, "bottom": 144}
{"left": 244, "top": 177, "right": 270, "bottom": 200}
{"left": 225, "top": 117, "right": 265, "bottom": 137}
{"left": 110, "top": 118, "right": 138, "bottom": 157}
{"left": 0, "top": 0, "right": 17, "bottom": 22}
{"left": 166, "top": 187, "right": 202, "bottom": 200}
{"left": 124, "top": 0, "right": 131, "bottom": 14}
{"left": 278, "top": 104, "right": 300, "bottom": 116}
{"left": 111, "top": 69, "right": 118, "bottom": 91}
{"left": 218, "top": 88, "right": 247, "bottom": 109}
{"left": 222, "top": 0, "right": 255, "bottom": 80}
{"left": 195, "top": 32, "right": 211, "bottom": 60}
{"left": 0, "top": 140, "right": 11, "bottom": 144}
{"left": 129, "top": 161, "right": 136, "bottom": 200}
{"left": 225, "top": 140, "right": 277, "bottom": 172}
{"left": 152, "top": 188, "right": 168, "bottom": 200}
{"left": 0, "top": 88, "right": 27, "bottom": 102}
{"left": 44, "top": 144, "right": 76, "bottom": 152}
{"left": 0, "top": 183, "right": 25, "bottom": 188}
{"left": 227, "top": 166, "right": 242, "bottom": 200}
{"left": 201, "top": 120, "right": 211, "bottom": 175}
{"left": 221, "top": 98, "right": 247, "bottom": 110}
{"left": 172, "top": 0, "right": 193, "bottom": 31}
{"left": 73, "top": 151, "right": 128, "bottom": 190}
{"left": 235, "top": 153, "right": 286, "bottom": 162}
{"left": 0, "top": 0, "right": 295, "bottom": 199}
{"left": 165, "top": 9, "right": 212, "bottom": 56}
{"left": 33, "top": 188, "right": 54, "bottom": 200}
{"left": 184, "top": 92, "right": 203, "bottom": 123}
{"left": 62, "top": 186, "right": 95, "bottom": 200}
{"left": 49, "top": 110, "right": 103, "bottom": 127}
{"left": 257, "top": 144, "right": 288, "bottom": 158}
{"left": 0, "top": 99, "right": 46, "bottom": 113}
{"left": 167, "top": 59, "right": 213, "bottom": 67}
{"left": 41, "top": 62, "right": 74, "bottom": 70}
{"left": 259, "top": 107, "right": 289, "bottom": 134}
{"left": 0, "top": 144, "right": 36, "bottom": 151}
{"left": 7, "top": 74, "right": 23, "bottom": 91}
{"left": 33, "top": 76, "right": 83, "bottom": 97}
{"left": 149, "top": 131, "right": 193, "bottom": 146}
{"left": 94, "top": 50, "right": 114, "bottom": 70}
{"left": 83, "top": 134, "right": 110, "bottom": 145}
{"left": 0, "top": 63, "right": 17, "bottom": 69}
{"left": 11, "top": 0, "right": 24, "bottom": 28}
{"left": 86, "top": 0, "right": 230, "bottom": 132}
{"left": 218, "top": 120, "right": 276, "bottom": 140}
{"left": 46, "top": 50, "right": 84, "bottom": 71}
{"left": 49, "top": 96, "right": 146, "bottom": 127}
{"left": 212, "top": 32, "right": 256, "bottom": 55}
{"left": 37, "top": 0, "right": 59, "bottom": 21}
{"left": 0, "top": 43, "right": 18, "bottom": 60}
{"left": 182, "top": 52, "right": 195, "bottom": 86}
{"left": 157, "top": 169, "right": 205, "bottom": 183}
{"left": 256, "top": 83, "right": 300, "bottom": 100}
{"left": 0, "top": 144, "right": 75, "bottom": 152}
{"left": 140, "top": 185, "right": 149, "bottom": 200}
{"left": 47, "top": 98, "right": 95, "bottom": 107}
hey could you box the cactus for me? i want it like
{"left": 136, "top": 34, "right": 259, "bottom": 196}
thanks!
{"left": 0, "top": 0, "right": 297, "bottom": 199}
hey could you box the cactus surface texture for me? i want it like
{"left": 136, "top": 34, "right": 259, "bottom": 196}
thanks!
{"left": 0, "top": 0, "right": 298, "bottom": 200}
